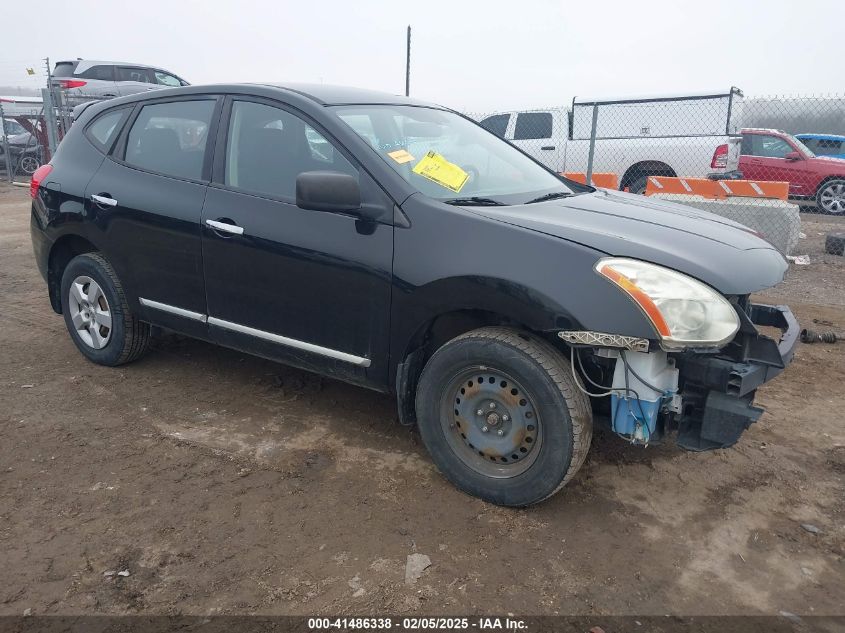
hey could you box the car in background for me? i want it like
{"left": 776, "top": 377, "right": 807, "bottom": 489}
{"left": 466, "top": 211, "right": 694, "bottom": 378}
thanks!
{"left": 1, "top": 118, "right": 28, "bottom": 162}
{"left": 3, "top": 118, "right": 27, "bottom": 139}
{"left": 52, "top": 59, "right": 189, "bottom": 107}
{"left": 739, "top": 128, "right": 845, "bottom": 214}
{"left": 479, "top": 88, "right": 744, "bottom": 194}
{"left": 795, "top": 133, "right": 845, "bottom": 160}
{"left": 6, "top": 131, "right": 43, "bottom": 174}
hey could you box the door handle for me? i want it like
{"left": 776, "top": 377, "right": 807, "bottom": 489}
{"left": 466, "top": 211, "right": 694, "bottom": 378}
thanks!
{"left": 91, "top": 194, "right": 118, "bottom": 207}
{"left": 541, "top": 145, "right": 556, "bottom": 150}
{"left": 206, "top": 219, "right": 244, "bottom": 235}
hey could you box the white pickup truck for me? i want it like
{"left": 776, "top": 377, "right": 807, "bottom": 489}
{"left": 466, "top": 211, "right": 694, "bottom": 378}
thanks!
{"left": 479, "top": 88, "right": 744, "bottom": 193}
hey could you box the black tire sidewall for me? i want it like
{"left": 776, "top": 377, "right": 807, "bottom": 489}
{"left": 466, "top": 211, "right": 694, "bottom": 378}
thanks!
{"left": 416, "top": 335, "right": 575, "bottom": 506}
{"left": 629, "top": 176, "right": 648, "bottom": 195}
{"left": 60, "top": 254, "right": 129, "bottom": 366}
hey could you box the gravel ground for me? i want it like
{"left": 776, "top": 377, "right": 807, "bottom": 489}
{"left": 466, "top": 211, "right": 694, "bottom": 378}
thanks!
{"left": 0, "top": 184, "right": 843, "bottom": 616}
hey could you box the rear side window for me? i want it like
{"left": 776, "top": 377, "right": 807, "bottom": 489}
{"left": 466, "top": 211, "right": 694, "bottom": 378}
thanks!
{"left": 117, "top": 66, "right": 154, "bottom": 84}
{"left": 514, "top": 112, "right": 552, "bottom": 140}
{"left": 78, "top": 65, "right": 115, "bottom": 81}
{"left": 480, "top": 114, "right": 509, "bottom": 138}
{"left": 85, "top": 108, "right": 129, "bottom": 152}
{"left": 224, "top": 100, "right": 356, "bottom": 199}
{"left": 124, "top": 100, "right": 215, "bottom": 180}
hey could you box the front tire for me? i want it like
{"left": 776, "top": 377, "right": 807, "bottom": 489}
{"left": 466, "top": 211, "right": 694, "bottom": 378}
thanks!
{"left": 415, "top": 327, "right": 592, "bottom": 506}
{"left": 816, "top": 179, "right": 845, "bottom": 215}
{"left": 60, "top": 253, "right": 150, "bottom": 366}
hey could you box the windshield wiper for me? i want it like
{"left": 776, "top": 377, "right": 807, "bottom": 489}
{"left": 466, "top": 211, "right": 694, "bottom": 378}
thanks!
{"left": 525, "top": 191, "right": 573, "bottom": 204}
{"left": 443, "top": 197, "right": 506, "bottom": 206}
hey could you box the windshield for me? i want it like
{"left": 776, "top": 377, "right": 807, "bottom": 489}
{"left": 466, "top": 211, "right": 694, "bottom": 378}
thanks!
{"left": 332, "top": 105, "right": 579, "bottom": 205}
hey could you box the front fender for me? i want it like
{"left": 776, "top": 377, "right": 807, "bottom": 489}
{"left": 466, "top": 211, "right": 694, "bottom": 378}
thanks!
{"left": 390, "top": 195, "right": 658, "bottom": 368}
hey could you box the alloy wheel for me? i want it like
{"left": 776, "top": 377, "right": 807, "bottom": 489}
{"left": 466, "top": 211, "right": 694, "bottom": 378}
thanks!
{"left": 820, "top": 182, "right": 845, "bottom": 214}
{"left": 19, "top": 156, "right": 40, "bottom": 175}
{"left": 67, "top": 276, "right": 112, "bottom": 349}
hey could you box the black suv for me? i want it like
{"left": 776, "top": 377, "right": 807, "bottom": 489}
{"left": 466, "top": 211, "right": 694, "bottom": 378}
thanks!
{"left": 30, "top": 84, "right": 798, "bottom": 506}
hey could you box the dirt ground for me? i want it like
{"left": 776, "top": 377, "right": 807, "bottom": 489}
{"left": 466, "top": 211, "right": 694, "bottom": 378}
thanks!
{"left": 1, "top": 183, "right": 843, "bottom": 617}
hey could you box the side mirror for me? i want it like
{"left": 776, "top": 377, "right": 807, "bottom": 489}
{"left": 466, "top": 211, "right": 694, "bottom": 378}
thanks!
{"left": 296, "top": 171, "right": 361, "bottom": 213}
{"left": 784, "top": 151, "right": 802, "bottom": 162}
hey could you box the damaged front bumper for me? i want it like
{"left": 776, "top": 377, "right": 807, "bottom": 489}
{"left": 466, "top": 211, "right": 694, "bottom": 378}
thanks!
{"left": 672, "top": 303, "right": 799, "bottom": 451}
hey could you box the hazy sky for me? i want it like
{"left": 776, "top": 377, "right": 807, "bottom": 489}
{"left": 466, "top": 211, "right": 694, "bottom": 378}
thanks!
{"left": 3, "top": 0, "right": 842, "bottom": 112}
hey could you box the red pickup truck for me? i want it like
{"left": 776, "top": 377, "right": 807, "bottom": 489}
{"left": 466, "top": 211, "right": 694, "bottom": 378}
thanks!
{"left": 739, "top": 128, "right": 845, "bottom": 214}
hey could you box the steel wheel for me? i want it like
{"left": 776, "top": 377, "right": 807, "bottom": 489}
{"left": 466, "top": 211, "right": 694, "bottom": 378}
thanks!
{"left": 819, "top": 180, "right": 845, "bottom": 214}
{"left": 19, "top": 155, "right": 40, "bottom": 175}
{"left": 67, "top": 275, "right": 112, "bottom": 349}
{"left": 442, "top": 366, "right": 542, "bottom": 478}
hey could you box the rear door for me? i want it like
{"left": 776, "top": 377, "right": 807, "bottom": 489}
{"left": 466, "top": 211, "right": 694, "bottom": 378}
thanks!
{"left": 200, "top": 96, "right": 394, "bottom": 387}
{"left": 84, "top": 96, "right": 220, "bottom": 337}
{"left": 75, "top": 64, "right": 120, "bottom": 99}
{"left": 115, "top": 66, "right": 159, "bottom": 97}
{"left": 511, "top": 111, "right": 561, "bottom": 170}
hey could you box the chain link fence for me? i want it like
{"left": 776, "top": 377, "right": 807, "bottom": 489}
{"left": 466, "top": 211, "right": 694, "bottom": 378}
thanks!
{"left": 1, "top": 58, "right": 112, "bottom": 183}
{"left": 470, "top": 90, "right": 845, "bottom": 255}
{"left": 3, "top": 56, "right": 844, "bottom": 256}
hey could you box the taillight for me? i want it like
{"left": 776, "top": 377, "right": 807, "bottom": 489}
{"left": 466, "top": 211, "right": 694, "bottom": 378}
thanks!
{"left": 711, "top": 143, "right": 729, "bottom": 169}
{"left": 30, "top": 164, "right": 53, "bottom": 199}
{"left": 57, "top": 79, "right": 87, "bottom": 89}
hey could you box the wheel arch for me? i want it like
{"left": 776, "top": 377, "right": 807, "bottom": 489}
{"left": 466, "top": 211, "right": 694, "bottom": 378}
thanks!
{"left": 815, "top": 174, "right": 845, "bottom": 194}
{"left": 393, "top": 308, "right": 564, "bottom": 427}
{"left": 47, "top": 234, "right": 99, "bottom": 313}
{"left": 620, "top": 160, "right": 677, "bottom": 190}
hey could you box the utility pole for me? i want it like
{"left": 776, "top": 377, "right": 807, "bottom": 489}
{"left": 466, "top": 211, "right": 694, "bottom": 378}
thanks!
{"left": 405, "top": 25, "right": 411, "bottom": 97}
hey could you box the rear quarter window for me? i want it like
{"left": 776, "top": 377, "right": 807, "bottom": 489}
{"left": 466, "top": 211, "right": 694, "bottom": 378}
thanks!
{"left": 85, "top": 108, "right": 130, "bottom": 153}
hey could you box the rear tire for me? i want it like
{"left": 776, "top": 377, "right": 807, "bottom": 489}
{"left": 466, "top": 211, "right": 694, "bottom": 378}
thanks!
{"left": 415, "top": 327, "right": 592, "bottom": 506}
{"left": 628, "top": 176, "right": 649, "bottom": 195}
{"left": 60, "top": 253, "right": 150, "bottom": 366}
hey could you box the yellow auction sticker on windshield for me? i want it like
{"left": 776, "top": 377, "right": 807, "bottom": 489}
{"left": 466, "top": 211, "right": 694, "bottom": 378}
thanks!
{"left": 387, "top": 149, "right": 415, "bottom": 164}
{"left": 411, "top": 151, "right": 469, "bottom": 193}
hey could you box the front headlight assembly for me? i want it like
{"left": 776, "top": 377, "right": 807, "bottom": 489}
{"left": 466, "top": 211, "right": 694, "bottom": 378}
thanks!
{"left": 595, "top": 258, "right": 740, "bottom": 350}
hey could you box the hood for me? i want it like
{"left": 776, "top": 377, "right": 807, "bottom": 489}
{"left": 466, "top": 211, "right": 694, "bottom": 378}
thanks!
{"left": 468, "top": 189, "right": 788, "bottom": 295}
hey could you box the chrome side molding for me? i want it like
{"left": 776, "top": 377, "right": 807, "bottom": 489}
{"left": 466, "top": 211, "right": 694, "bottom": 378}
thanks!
{"left": 138, "top": 298, "right": 371, "bottom": 367}
{"left": 207, "top": 317, "right": 371, "bottom": 367}
{"left": 139, "top": 297, "right": 207, "bottom": 322}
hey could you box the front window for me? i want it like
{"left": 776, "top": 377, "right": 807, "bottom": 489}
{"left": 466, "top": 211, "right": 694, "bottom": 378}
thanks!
{"left": 155, "top": 71, "right": 182, "bottom": 87}
{"left": 744, "top": 133, "right": 815, "bottom": 159}
{"left": 225, "top": 100, "right": 356, "bottom": 199}
{"left": 333, "top": 105, "right": 577, "bottom": 205}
